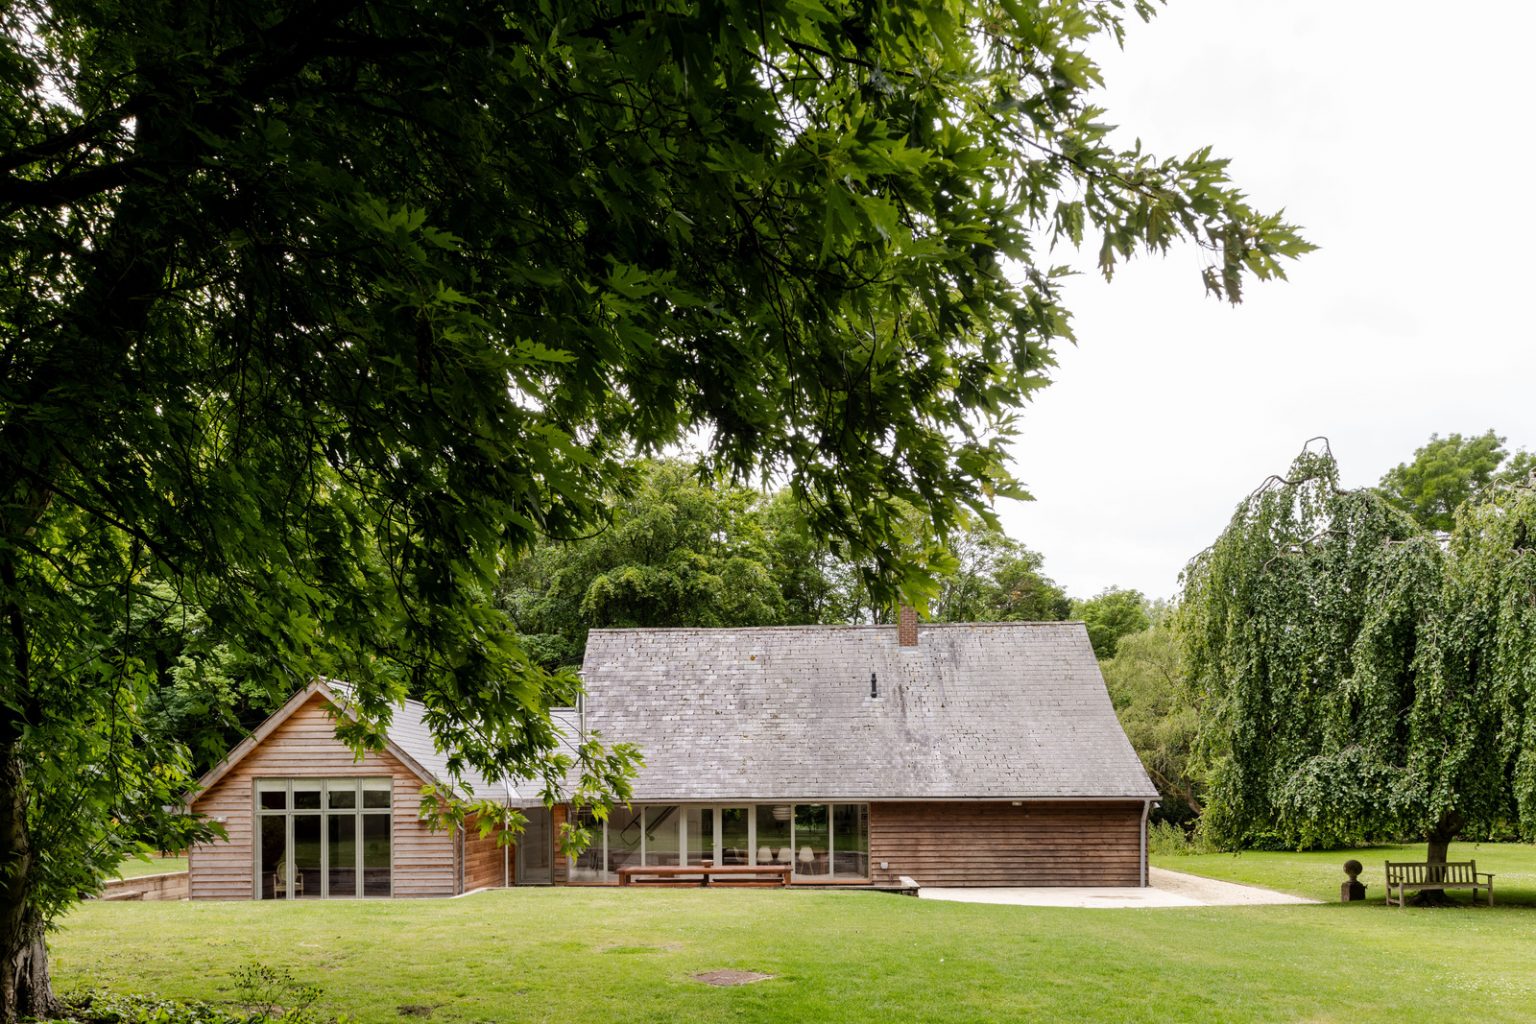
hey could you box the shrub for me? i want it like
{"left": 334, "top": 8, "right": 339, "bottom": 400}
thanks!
{"left": 45, "top": 964, "right": 349, "bottom": 1024}
{"left": 1147, "top": 820, "right": 1218, "bottom": 856}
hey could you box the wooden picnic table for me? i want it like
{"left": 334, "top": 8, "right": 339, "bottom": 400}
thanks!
{"left": 616, "top": 860, "right": 792, "bottom": 888}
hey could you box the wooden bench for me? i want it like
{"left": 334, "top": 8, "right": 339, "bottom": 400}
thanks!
{"left": 616, "top": 861, "right": 792, "bottom": 888}
{"left": 1384, "top": 861, "right": 1494, "bottom": 907}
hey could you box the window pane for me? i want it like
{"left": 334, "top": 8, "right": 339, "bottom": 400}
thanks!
{"left": 569, "top": 808, "right": 604, "bottom": 882}
{"left": 720, "top": 808, "right": 751, "bottom": 865}
{"left": 362, "top": 812, "right": 391, "bottom": 896}
{"left": 328, "top": 813, "right": 357, "bottom": 897}
{"left": 293, "top": 814, "right": 322, "bottom": 898}
{"left": 362, "top": 779, "right": 391, "bottom": 808}
{"left": 685, "top": 807, "right": 713, "bottom": 866}
{"left": 607, "top": 806, "right": 642, "bottom": 875}
{"left": 756, "top": 805, "right": 793, "bottom": 867}
{"left": 794, "top": 805, "right": 830, "bottom": 878}
{"left": 519, "top": 806, "right": 552, "bottom": 884}
{"left": 643, "top": 806, "right": 680, "bottom": 866}
{"left": 833, "top": 804, "right": 869, "bottom": 879}
{"left": 326, "top": 781, "right": 356, "bottom": 809}
{"left": 257, "top": 782, "right": 288, "bottom": 810}
{"left": 293, "top": 781, "right": 322, "bottom": 810}
{"left": 260, "top": 816, "right": 288, "bottom": 899}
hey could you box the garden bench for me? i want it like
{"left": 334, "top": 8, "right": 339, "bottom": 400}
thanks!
{"left": 616, "top": 861, "right": 792, "bottom": 888}
{"left": 1384, "top": 861, "right": 1494, "bottom": 907}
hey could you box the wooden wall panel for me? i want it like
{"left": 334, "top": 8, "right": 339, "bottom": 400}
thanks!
{"left": 868, "top": 801, "right": 1144, "bottom": 887}
{"left": 462, "top": 814, "right": 510, "bottom": 891}
{"left": 187, "top": 693, "right": 455, "bottom": 899}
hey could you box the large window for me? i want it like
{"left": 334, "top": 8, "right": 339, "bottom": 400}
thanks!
{"left": 569, "top": 803, "right": 869, "bottom": 883}
{"left": 256, "top": 778, "right": 392, "bottom": 899}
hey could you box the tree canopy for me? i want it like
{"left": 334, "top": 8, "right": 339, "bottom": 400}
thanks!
{"left": 1182, "top": 443, "right": 1536, "bottom": 863}
{"left": 1099, "top": 618, "right": 1200, "bottom": 823}
{"left": 1071, "top": 587, "right": 1150, "bottom": 658}
{"left": 0, "top": 0, "right": 1306, "bottom": 1014}
{"left": 1378, "top": 430, "right": 1535, "bottom": 533}
{"left": 501, "top": 459, "right": 1072, "bottom": 666}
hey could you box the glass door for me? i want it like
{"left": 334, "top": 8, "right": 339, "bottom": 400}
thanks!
{"left": 517, "top": 806, "right": 553, "bottom": 885}
{"left": 719, "top": 807, "right": 752, "bottom": 865}
{"left": 685, "top": 807, "right": 713, "bottom": 865}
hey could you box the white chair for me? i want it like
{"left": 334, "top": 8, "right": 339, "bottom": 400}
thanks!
{"left": 757, "top": 846, "right": 772, "bottom": 864}
{"left": 274, "top": 859, "right": 304, "bottom": 897}
{"left": 774, "top": 847, "right": 793, "bottom": 864}
{"left": 798, "top": 846, "right": 814, "bottom": 867}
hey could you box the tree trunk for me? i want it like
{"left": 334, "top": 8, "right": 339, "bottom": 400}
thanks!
{"left": 1410, "top": 812, "right": 1464, "bottom": 907}
{"left": 0, "top": 748, "right": 53, "bottom": 1021}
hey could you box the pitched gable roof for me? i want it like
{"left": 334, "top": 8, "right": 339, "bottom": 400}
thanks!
{"left": 579, "top": 621, "right": 1158, "bottom": 802}
{"left": 187, "top": 679, "right": 573, "bottom": 807}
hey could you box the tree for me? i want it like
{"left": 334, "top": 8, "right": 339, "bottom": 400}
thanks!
{"left": 931, "top": 524, "right": 1070, "bottom": 623}
{"left": 1100, "top": 620, "right": 1201, "bottom": 823}
{"left": 501, "top": 461, "right": 798, "bottom": 666}
{"left": 1377, "top": 430, "right": 1528, "bottom": 533}
{"left": 0, "top": 1, "right": 1306, "bottom": 1014}
{"left": 1071, "top": 587, "right": 1150, "bottom": 658}
{"left": 1182, "top": 443, "right": 1536, "bottom": 886}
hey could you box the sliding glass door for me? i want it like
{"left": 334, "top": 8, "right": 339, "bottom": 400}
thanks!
{"left": 567, "top": 802, "right": 870, "bottom": 882}
{"left": 719, "top": 807, "right": 751, "bottom": 865}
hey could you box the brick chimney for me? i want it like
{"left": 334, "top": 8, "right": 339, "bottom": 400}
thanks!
{"left": 897, "top": 604, "right": 919, "bottom": 647}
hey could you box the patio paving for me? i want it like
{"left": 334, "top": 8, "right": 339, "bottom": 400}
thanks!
{"left": 916, "top": 867, "right": 1318, "bottom": 909}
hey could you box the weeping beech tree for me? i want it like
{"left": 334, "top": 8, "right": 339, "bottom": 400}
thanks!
{"left": 1183, "top": 443, "right": 1536, "bottom": 871}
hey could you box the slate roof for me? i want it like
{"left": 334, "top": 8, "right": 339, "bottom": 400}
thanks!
{"left": 578, "top": 621, "right": 1158, "bottom": 802}
{"left": 325, "top": 681, "right": 579, "bottom": 806}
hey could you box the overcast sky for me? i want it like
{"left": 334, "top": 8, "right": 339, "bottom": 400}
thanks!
{"left": 993, "top": 0, "right": 1536, "bottom": 601}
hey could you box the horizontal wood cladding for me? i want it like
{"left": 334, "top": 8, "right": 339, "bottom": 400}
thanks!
{"left": 462, "top": 814, "right": 510, "bottom": 892}
{"left": 187, "top": 693, "right": 455, "bottom": 899}
{"left": 869, "top": 801, "right": 1144, "bottom": 887}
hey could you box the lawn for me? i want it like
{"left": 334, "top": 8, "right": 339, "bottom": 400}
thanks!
{"left": 112, "top": 855, "right": 188, "bottom": 879}
{"left": 1154, "top": 840, "right": 1536, "bottom": 905}
{"left": 52, "top": 868, "right": 1536, "bottom": 1024}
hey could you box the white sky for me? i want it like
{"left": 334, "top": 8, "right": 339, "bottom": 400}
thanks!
{"left": 994, "top": 0, "right": 1536, "bottom": 601}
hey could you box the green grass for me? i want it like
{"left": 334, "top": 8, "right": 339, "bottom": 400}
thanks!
{"left": 111, "top": 856, "right": 187, "bottom": 879}
{"left": 52, "top": 877, "right": 1536, "bottom": 1024}
{"left": 1154, "top": 840, "right": 1536, "bottom": 905}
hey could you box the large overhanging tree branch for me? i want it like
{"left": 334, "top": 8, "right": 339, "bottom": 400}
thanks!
{"left": 0, "top": 1, "right": 1307, "bottom": 1015}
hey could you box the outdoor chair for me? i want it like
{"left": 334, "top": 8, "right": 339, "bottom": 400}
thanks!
{"left": 274, "top": 860, "right": 304, "bottom": 897}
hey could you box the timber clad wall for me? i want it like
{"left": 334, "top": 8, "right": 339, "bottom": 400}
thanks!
{"left": 868, "top": 801, "right": 1144, "bottom": 887}
{"left": 188, "top": 693, "right": 455, "bottom": 899}
{"left": 462, "top": 815, "right": 509, "bottom": 891}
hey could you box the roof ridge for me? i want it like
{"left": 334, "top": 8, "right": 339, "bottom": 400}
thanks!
{"left": 588, "top": 620, "right": 1086, "bottom": 634}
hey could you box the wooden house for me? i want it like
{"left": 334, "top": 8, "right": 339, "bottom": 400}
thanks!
{"left": 185, "top": 613, "right": 1157, "bottom": 898}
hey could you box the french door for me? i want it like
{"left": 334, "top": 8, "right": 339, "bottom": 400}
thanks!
{"left": 516, "top": 806, "right": 553, "bottom": 884}
{"left": 683, "top": 806, "right": 753, "bottom": 865}
{"left": 255, "top": 778, "right": 392, "bottom": 899}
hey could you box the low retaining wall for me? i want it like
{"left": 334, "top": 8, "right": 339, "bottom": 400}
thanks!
{"left": 100, "top": 871, "right": 189, "bottom": 901}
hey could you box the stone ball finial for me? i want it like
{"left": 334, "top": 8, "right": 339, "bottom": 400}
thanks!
{"left": 1343, "top": 859, "right": 1363, "bottom": 880}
